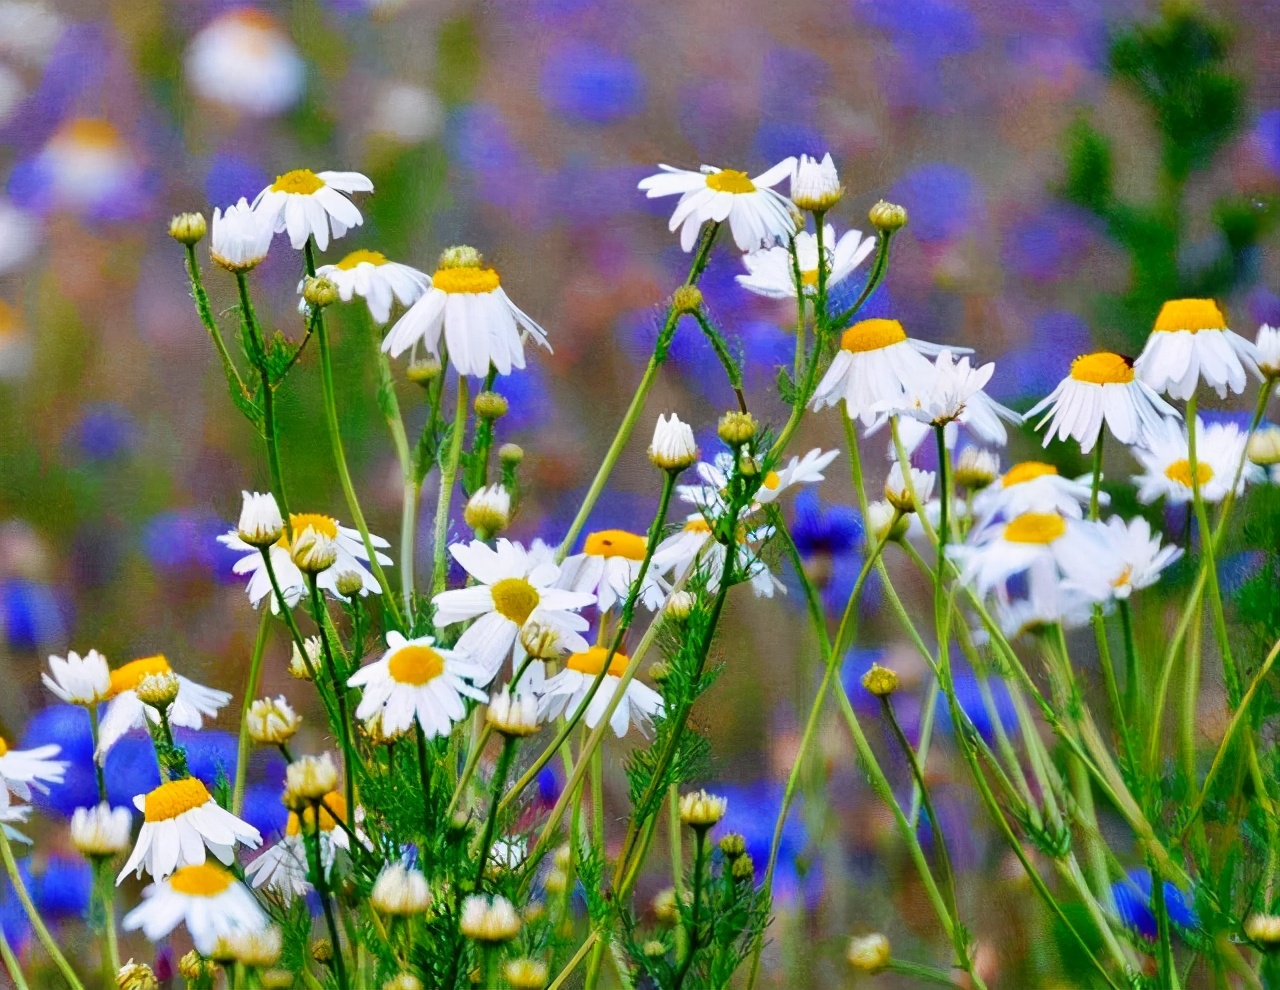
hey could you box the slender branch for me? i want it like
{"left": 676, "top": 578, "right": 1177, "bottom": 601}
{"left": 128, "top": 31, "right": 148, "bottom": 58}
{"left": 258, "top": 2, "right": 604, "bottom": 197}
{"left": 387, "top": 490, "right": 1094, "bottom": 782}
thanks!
{"left": 232, "top": 608, "right": 272, "bottom": 815}
{"left": 0, "top": 829, "right": 85, "bottom": 990}
{"left": 430, "top": 375, "right": 470, "bottom": 595}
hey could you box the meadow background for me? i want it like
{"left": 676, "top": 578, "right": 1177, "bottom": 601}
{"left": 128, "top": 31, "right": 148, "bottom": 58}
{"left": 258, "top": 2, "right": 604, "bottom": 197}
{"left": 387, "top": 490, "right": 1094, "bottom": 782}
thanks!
{"left": 2, "top": 0, "right": 1280, "bottom": 984}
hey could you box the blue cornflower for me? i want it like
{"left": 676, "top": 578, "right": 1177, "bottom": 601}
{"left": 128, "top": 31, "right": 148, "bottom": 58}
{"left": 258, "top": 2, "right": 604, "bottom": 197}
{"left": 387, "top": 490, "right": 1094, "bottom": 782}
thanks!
{"left": 540, "top": 43, "right": 645, "bottom": 125}
{"left": 1112, "top": 868, "right": 1198, "bottom": 941}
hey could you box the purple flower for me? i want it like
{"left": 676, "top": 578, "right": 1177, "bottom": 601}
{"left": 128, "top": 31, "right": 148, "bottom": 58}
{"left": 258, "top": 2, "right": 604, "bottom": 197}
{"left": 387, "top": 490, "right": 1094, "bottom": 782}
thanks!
{"left": 540, "top": 43, "right": 645, "bottom": 125}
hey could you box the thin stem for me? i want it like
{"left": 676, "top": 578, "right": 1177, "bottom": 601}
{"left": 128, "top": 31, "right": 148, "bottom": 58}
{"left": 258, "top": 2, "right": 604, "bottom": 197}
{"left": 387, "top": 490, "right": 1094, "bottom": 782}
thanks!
{"left": 87, "top": 706, "right": 106, "bottom": 797}
{"left": 431, "top": 375, "right": 470, "bottom": 595}
{"left": 305, "top": 803, "right": 347, "bottom": 989}
{"left": 415, "top": 723, "right": 433, "bottom": 842}
{"left": 309, "top": 576, "right": 356, "bottom": 817}
{"left": 474, "top": 737, "right": 515, "bottom": 888}
{"left": 0, "top": 920, "right": 28, "bottom": 990}
{"left": 886, "top": 959, "right": 961, "bottom": 987}
{"left": 549, "top": 931, "right": 599, "bottom": 990}
{"left": 1119, "top": 599, "right": 1142, "bottom": 734}
{"left": 237, "top": 272, "right": 290, "bottom": 521}
{"left": 0, "top": 829, "right": 85, "bottom": 990}
{"left": 184, "top": 244, "right": 250, "bottom": 400}
{"left": 95, "top": 859, "right": 121, "bottom": 977}
{"left": 233, "top": 608, "right": 272, "bottom": 816}
{"left": 671, "top": 828, "right": 708, "bottom": 990}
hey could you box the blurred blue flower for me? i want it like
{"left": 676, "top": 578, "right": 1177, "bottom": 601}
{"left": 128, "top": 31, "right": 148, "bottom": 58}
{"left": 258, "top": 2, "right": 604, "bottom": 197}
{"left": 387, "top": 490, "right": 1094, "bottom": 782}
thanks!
{"left": 988, "top": 310, "right": 1092, "bottom": 403}
{"left": 1112, "top": 868, "right": 1197, "bottom": 941}
{"left": 856, "top": 0, "right": 980, "bottom": 62}
{"left": 1001, "top": 204, "right": 1098, "bottom": 282}
{"left": 22, "top": 705, "right": 96, "bottom": 815}
{"left": 31, "top": 856, "right": 91, "bottom": 922}
{"left": 494, "top": 359, "right": 552, "bottom": 432}
{"left": 103, "top": 735, "right": 162, "bottom": 810}
{"left": 1253, "top": 109, "right": 1280, "bottom": 177}
{"left": 711, "top": 781, "right": 821, "bottom": 908}
{"left": 788, "top": 490, "right": 869, "bottom": 614}
{"left": 205, "top": 151, "right": 270, "bottom": 209}
{"left": 174, "top": 728, "right": 236, "bottom": 792}
{"left": 540, "top": 43, "right": 645, "bottom": 125}
{"left": 754, "top": 121, "right": 825, "bottom": 170}
{"left": 141, "top": 510, "right": 241, "bottom": 580}
{"left": 68, "top": 402, "right": 135, "bottom": 462}
{"left": 0, "top": 578, "right": 68, "bottom": 651}
{"left": 934, "top": 668, "right": 1017, "bottom": 744}
{"left": 242, "top": 782, "right": 288, "bottom": 840}
{"left": 888, "top": 163, "right": 983, "bottom": 245}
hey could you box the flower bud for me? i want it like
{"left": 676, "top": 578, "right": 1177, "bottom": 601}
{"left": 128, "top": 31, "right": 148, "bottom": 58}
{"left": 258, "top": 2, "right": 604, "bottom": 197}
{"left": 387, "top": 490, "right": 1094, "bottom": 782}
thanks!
{"left": 407, "top": 356, "right": 441, "bottom": 385}
{"left": 642, "top": 940, "right": 668, "bottom": 958}
{"left": 290, "top": 526, "right": 337, "bottom": 574}
{"left": 652, "top": 887, "right": 681, "bottom": 925}
{"left": 790, "top": 153, "right": 843, "bottom": 213}
{"left": 71, "top": 802, "right": 133, "bottom": 858}
{"left": 289, "top": 637, "right": 322, "bottom": 680}
{"left": 1248, "top": 426, "right": 1280, "bottom": 468}
{"left": 664, "top": 590, "right": 696, "bottom": 621}
{"left": 649, "top": 413, "right": 699, "bottom": 472}
{"left": 861, "top": 663, "right": 899, "bottom": 697}
{"left": 310, "top": 939, "right": 332, "bottom": 963}
{"left": 504, "top": 959, "right": 549, "bottom": 990}
{"left": 678, "top": 789, "right": 727, "bottom": 828}
{"left": 718, "top": 832, "right": 747, "bottom": 859}
{"left": 237, "top": 491, "right": 284, "bottom": 547}
{"left": 247, "top": 696, "right": 301, "bottom": 746}
{"left": 867, "top": 499, "right": 909, "bottom": 543}
{"left": 731, "top": 853, "right": 756, "bottom": 882}
{"left": 168, "top": 212, "right": 207, "bottom": 246}
{"left": 177, "top": 951, "right": 217, "bottom": 984}
{"left": 459, "top": 894, "right": 521, "bottom": 942}
{"left": 648, "top": 661, "right": 671, "bottom": 683}
{"left": 285, "top": 753, "right": 339, "bottom": 807}
{"left": 498, "top": 442, "right": 524, "bottom": 465}
{"left": 371, "top": 863, "right": 432, "bottom": 916}
{"left": 382, "top": 975, "right": 424, "bottom": 990}
{"left": 303, "top": 276, "right": 339, "bottom": 309}
{"left": 487, "top": 688, "right": 541, "bottom": 737}
{"left": 333, "top": 567, "right": 366, "bottom": 598}
{"left": 884, "top": 463, "right": 935, "bottom": 515}
{"left": 954, "top": 447, "right": 1000, "bottom": 491}
{"left": 136, "top": 671, "right": 181, "bottom": 711}
{"left": 671, "top": 285, "right": 703, "bottom": 315}
{"left": 847, "top": 933, "right": 891, "bottom": 973}
{"left": 1247, "top": 914, "right": 1280, "bottom": 945}
{"left": 474, "top": 390, "right": 509, "bottom": 420}
{"left": 261, "top": 971, "right": 295, "bottom": 990}
{"left": 520, "top": 621, "right": 564, "bottom": 661}
{"left": 224, "top": 926, "right": 283, "bottom": 968}
{"left": 869, "top": 200, "right": 907, "bottom": 232}
{"left": 464, "top": 484, "right": 512, "bottom": 538}
{"left": 717, "top": 411, "right": 756, "bottom": 447}
{"left": 117, "top": 961, "right": 159, "bottom": 990}
{"left": 544, "top": 867, "right": 568, "bottom": 895}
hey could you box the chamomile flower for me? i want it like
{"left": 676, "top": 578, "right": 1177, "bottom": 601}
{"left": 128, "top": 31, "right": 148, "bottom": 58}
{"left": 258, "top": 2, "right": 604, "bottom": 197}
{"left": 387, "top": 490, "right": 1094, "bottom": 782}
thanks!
{"left": 381, "top": 246, "right": 549, "bottom": 378}
{"left": 0, "top": 803, "right": 33, "bottom": 844}
{"left": 878, "top": 349, "right": 1022, "bottom": 448}
{"left": 96, "top": 655, "right": 232, "bottom": 762}
{"left": 122, "top": 863, "right": 268, "bottom": 956}
{"left": 1027, "top": 352, "right": 1178, "bottom": 453}
{"left": 348, "top": 632, "right": 487, "bottom": 739}
{"left": 0, "top": 738, "right": 64, "bottom": 807}
{"left": 184, "top": 9, "right": 304, "bottom": 118}
{"left": 431, "top": 540, "right": 595, "bottom": 685}
{"left": 678, "top": 449, "right": 838, "bottom": 518}
{"left": 638, "top": 159, "right": 798, "bottom": 252}
{"left": 218, "top": 511, "right": 392, "bottom": 611}
{"left": 736, "top": 224, "right": 874, "bottom": 299}
{"left": 953, "top": 511, "right": 1111, "bottom": 597}
{"left": 1134, "top": 298, "right": 1260, "bottom": 400}
{"left": 810, "top": 319, "right": 960, "bottom": 426}
{"left": 1256, "top": 324, "right": 1280, "bottom": 379}
{"left": 971, "top": 461, "right": 1101, "bottom": 525}
{"left": 1060, "top": 516, "right": 1182, "bottom": 602}
{"left": 244, "top": 794, "right": 348, "bottom": 899}
{"left": 1132, "top": 416, "right": 1262, "bottom": 505}
{"left": 209, "top": 199, "right": 273, "bottom": 273}
{"left": 539, "top": 646, "right": 663, "bottom": 738}
{"left": 43, "top": 648, "right": 110, "bottom": 706}
{"left": 251, "top": 169, "right": 373, "bottom": 251}
{"left": 118, "top": 777, "right": 262, "bottom": 882}
{"left": 992, "top": 560, "right": 1099, "bottom": 638}
{"left": 306, "top": 250, "right": 429, "bottom": 324}
{"left": 651, "top": 515, "right": 782, "bottom": 598}
{"left": 559, "top": 530, "right": 668, "bottom": 613}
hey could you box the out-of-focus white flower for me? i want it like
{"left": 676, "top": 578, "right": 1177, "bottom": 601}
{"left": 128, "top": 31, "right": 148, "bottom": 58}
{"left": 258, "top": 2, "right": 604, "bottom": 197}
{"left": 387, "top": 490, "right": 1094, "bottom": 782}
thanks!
{"left": 97, "top": 655, "right": 231, "bottom": 762}
{"left": 122, "top": 863, "right": 268, "bottom": 956}
{"left": 118, "top": 777, "right": 261, "bottom": 882}
{"left": 459, "top": 895, "right": 521, "bottom": 942}
{"left": 0, "top": 2, "right": 64, "bottom": 66}
{"left": 486, "top": 688, "right": 541, "bottom": 737}
{"left": 348, "top": 632, "right": 487, "bottom": 739}
{"left": 789, "top": 153, "right": 843, "bottom": 212}
{"left": 539, "top": 646, "right": 663, "bottom": 739}
{"left": 953, "top": 447, "right": 1000, "bottom": 491}
{"left": 185, "top": 10, "right": 303, "bottom": 117}
{"left": 737, "top": 223, "right": 873, "bottom": 299}
{"left": 252, "top": 169, "right": 373, "bottom": 251}
{"left": 43, "top": 648, "right": 110, "bottom": 706}
{"left": 30, "top": 118, "right": 143, "bottom": 217}
{"left": 464, "top": 484, "right": 512, "bottom": 537}
{"left": 371, "top": 862, "right": 432, "bottom": 915}
{"left": 1133, "top": 416, "right": 1262, "bottom": 505}
{"left": 216, "top": 924, "right": 283, "bottom": 968}
{"left": 1256, "top": 324, "right": 1280, "bottom": 379}
{"left": 0, "top": 738, "right": 64, "bottom": 807}
{"left": 875, "top": 349, "right": 1022, "bottom": 448}
{"left": 306, "top": 250, "right": 429, "bottom": 324}
{"left": 1060, "top": 515, "right": 1182, "bottom": 602}
{"left": 652, "top": 515, "right": 782, "bottom": 598}
{"left": 370, "top": 82, "right": 444, "bottom": 144}
{"left": 285, "top": 754, "right": 339, "bottom": 806}
{"left": 244, "top": 793, "right": 348, "bottom": 899}
{"left": 638, "top": 159, "right": 798, "bottom": 252}
{"left": 884, "top": 463, "right": 935, "bottom": 514}
{"left": 71, "top": 802, "right": 133, "bottom": 858}
{"left": 0, "top": 198, "right": 39, "bottom": 275}
{"left": 648, "top": 412, "right": 699, "bottom": 471}
{"left": 210, "top": 200, "right": 273, "bottom": 273}
{"left": 1135, "top": 298, "right": 1260, "bottom": 400}
{"left": 953, "top": 511, "right": 1112, "bottom": 598}
{"left": 236, "top": 491, "right": 284, "bottom": 547}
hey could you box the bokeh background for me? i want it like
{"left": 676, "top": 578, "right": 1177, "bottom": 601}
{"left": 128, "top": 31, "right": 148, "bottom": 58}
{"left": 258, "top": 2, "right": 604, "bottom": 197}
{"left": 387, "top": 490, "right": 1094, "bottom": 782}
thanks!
{"left": 1, "top": 0, "right": 1280, "bottom": 984}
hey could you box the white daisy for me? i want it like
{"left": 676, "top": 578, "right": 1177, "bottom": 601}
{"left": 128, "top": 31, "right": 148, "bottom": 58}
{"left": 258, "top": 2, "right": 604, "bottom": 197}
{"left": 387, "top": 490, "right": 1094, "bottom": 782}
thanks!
{"left": 118, "top": 776, "right": 262, "bottom": 882}
{"left": 184, "top": 9, "right": 304, "bottom": 118}
{"left": 1060, "top": 515, "right": 1182, "bottom": 602}
{"left": 349, "top": 632, "right": 487, "bottom": 739}
{"left": 876, "top": 349, "right": 1022, "bottom": 448}
{"left": 884, "top": 462, "right": 936, "bottom": 514}
{"left": 1027, "top": 351, "right": 1178, "bottom": 453}
{"left": 651, "top": 515, "right": 782, "bottom": 598}
{"left": 638, "top": 159, "right": 798, "bottom": 253}
{"left": 539, "top": 646, "right": 663, "bottom": 739}
{"left": 789, "top": 152, "right": 843, "bottom": 212}
{"left": 432, "top": 540, "right": 595, "bottom": 686}
{"left": 43, "top": 648, "right": 110, "bottom": 706}
{"left": 251, "top": 168, "right": 373, "bottom": 251}
{"left": 305, "top": 249, "right": 429, "bottom": 324}
{"left": 97, "top": 655, "right": 232, "bottom": 762}
{"left": 1133, "top": 416, "right": 1262, "bottom": 505}
{"left": 952, "top": 511, "right": 1112, "bottom": 597}
{"left": 244, "top": 792, "right": 349, "bottom": 899}
{"left": 970, "top": 461, "right": 1102, "bottom": 526}
{"left": 1257, "top": 324, "right": 1280, "bottom": 379}
{"left": 0, "top": 738, "right": 64, "bottom": 808}
{"left": 0, "top": 803, "right": 32, "bottom": 844}
{"left": 381, "top": 246, "right": 549, "bottom": 378}
{"left": 736, "top": 224, "right": 874, "bottom": 299}
{"left": 559, "top": 530, "right": 668, "bottom": 613}
{"left": 677, "top": 449, "right": 838, "bottom": 518}
{"left": 209, "top": 198, "right": 273, "bottom": 273}
{"left": 122, "top": 863, "right": 268, "bottom": 956}
{"left": 810, "top": 319, "right": 960, "bottom": 427}
{"left": 218, "top": 511, "right": 392, "bottom": 612}
{"left": 1134, "top": 298, "right": 1260, "bottom": 400}
{"left": 992, "top": 558, "right": 1099, "bottom": 638}
{"left": 648, "top": 412, "right": 699, "bottom": 472}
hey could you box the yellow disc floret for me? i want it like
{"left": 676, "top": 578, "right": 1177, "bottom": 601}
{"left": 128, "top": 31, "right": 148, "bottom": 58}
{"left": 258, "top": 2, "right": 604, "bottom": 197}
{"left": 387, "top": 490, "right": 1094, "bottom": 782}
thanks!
{"left": 335, "top": 249, "right": 388, "bottom": 270}
{"left": 1153, "top": 299, "right": 1227, "bottom": 334}
{"left": 387, "top": 644, "right": 446, "bottom": 686}
{"left": 432, "top": 267, "right": 501, "bottom": 295}
{"left": 168, "top": 863, "right": 236, "bottom": 898}
{"left": 276, "top": 513, "right": 339, "bottom": 550}
{"left": 683, "top": 518, "right": 712, "bottom": 534}
{"left": 1070, "top": 352, "right": 1134, "bottom": 385}
{"left": 144, "top": 777, "right": 212, "bottom": 822}
{"left": 270, "top": 169, "right": 325, "bottom": 195}
{"left": 286, "top": 792, "right": 347, "bottom": 836}
{"left": 583, "top": 530, "right": 649, "bottom": 561}
{"left": 840, "top": 319, "right": 908, "bottom": 354}
{"left": 1164, "top": 459, "right": 1214, "bottom": 488}
{"left": 566, "top": 646, "right": 630, "bottom": 678}
{"left": 705, "top": 170, "right": 755, "bottom": 194}
{"left": 1001, "top": 461, "right": 1058, "bottom": 487}
{"left": 1003, "top": 513, "right": 1067, "bottom": 545}
{"left": 491, "top": 578, "right": 540, "bottom": 626}
{"left": 110, "top": 655, "right": 173, "bottom": 697}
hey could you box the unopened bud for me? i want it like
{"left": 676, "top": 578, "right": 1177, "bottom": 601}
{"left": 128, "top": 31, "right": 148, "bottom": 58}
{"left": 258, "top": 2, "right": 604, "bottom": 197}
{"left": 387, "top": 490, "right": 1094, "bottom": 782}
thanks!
{"left": 664, "top": 590, "right": 696, "bottom": 621}
{"left": 177, "top": 950, "right": 216, "bottom": 984}
{"left": 290, "top": 526, "right": 337, "bottom": 574}
{"left": 642, "top": 940, "right": 667, "bottom": 958}
{"left": 474, "top": 391, "right": 509, "bottom": 420}
{"left": 1248, "top": 426, "right": 1280, "bottom": 468}
{"left": 731, "top": 853, "right": 756, "bottom": 882}
{"left": 718, "top": 833, "right": 747, "bottom": 859}
{"left": 289, "top": 637, "right": 321, "bottom": 680}
{"left": 464, "top": 484, "right": 512, "bottom": 538}
{"left": 136, "top": 672, "right": 181, "bottom": 710}
{"left": 861, "top": 663, "right": 899, "bottom": 697}
{"left": 168, "top": 212, "right": 206, "bottom": 246}
{"left": 678, "top": 789, "right": 727, "bottom": 828}
{"left": 847, "top": 933, "right": 891, "bottom": 973}
{"left": 954, "top": 447, "right": 1000, "bottom": 491}
{"left": 333, "top": 568, "right": 365, "bottom": 598}
{"left": 310, "top": 939, "right": 332, "bottom": 963}
{"left": 381, "top": 975, "right": 423, "bottom": 990}
{"left": 117, "top": 961, "right": 159, "bottom": 990}
{"left": 438, "top": 245, "right": 483, "bottom": 270}
{"left": 498, "top": 443, "right": 524, "bottom": 465}
{"left": 653, "top": 888, "right": 680, "bottom": 925}
{"left": 647, "top": 661, "right": 671, "bottom": 684}
{"left": 504, "top": 959, "right": 549, "bottom": 990}
{"left": 671, "top": 285, "right": 703, "bottom": 315}
{"left": 520, "top": 621, "right": 564, "bottom": 661}
{"left": 407, "top": 356, "right": 441, "bottom": 385}
{"left": 717, "top": 411, "right": 756, "bottom": 447}
{"left": 868, "top": 200, "right": 907, "bottom": 232}
{"left": 1247, "top": 913, "right": 1280, "bottom": 945}
{"left": 303, "top": 277, "right": 339, "bottom": 309}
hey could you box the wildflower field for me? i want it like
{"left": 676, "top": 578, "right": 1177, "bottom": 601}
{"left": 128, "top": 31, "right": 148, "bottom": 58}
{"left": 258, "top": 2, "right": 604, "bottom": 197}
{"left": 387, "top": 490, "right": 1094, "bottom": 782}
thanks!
{"left": 5, "top": 1, "right": 1280, "bottom": 988}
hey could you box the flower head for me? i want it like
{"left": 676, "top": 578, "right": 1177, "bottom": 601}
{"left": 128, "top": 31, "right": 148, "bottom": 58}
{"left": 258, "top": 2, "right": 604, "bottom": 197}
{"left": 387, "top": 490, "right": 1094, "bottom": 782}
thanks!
{"left": 96, "top": 654, "right": 231, "bottom": 762}
{"left": 460, "top": 894, "right": 521, "bottom": 942}
{"left": 464, "top": 484, "right": 512, "bottom": 538}
{"left": 486, "top": 688, "right": 541, "bottom": 737}
{"left": 638, "top": 159, "right": 798, "bottom": 252}
{"left": 678, "top": 789, "right": 727, "bottom": 828}
{"left": 122, "top": 862, "right": 268, "bottom": 955}
{"left": 1257, "top": 323, "right": 1280, "bottom": 379}
{"left": 246, "top": 696, "right": 301, "bottom": 746}
{"left": 43, "top": 648, "right": 111, "bottom": 706}
{"left": 559, "top": 529, "right": 668, "bottom": 614}
{"left": 210, "top": 199, "right": 273, "bottom": 273}
{"left": 71, "top": 802, "right": 133, "bottom": 858}
{"left": 539, "top": 646, "right": 663, "bottom": 738}
{"left": 648, "top": 412, "right": 699, "bottom": 471}
{"left": 307, "top": 249, "right": 429, "bottom": 324}
{"left": 237, "top": 491, "right": 284, "bottom": 547}
{"left": 349, "top": 632, "right": 488, "bottom": 739}
{"left": 284, "top": 754, "right": 339, "bottom": 806}
{"left": 118, "top": 776, "right": 261, "bottom": 881}
{"left": 789, "top": 153, "right": 843, "bottom": 212}
{"left": 1133, "top": 416, "right": 1263, "bottom": 505}
{"left": 371, "top": 862, "right": 432, "bottom": 916}
{"left": 1134, "top": 298, "right": 1260, "bottom": 400}
{"left": 736, "top": 223, "right": 873, "bottom": 300}
{"left": 251, "top": 169, "right": 373, "bottom": 251}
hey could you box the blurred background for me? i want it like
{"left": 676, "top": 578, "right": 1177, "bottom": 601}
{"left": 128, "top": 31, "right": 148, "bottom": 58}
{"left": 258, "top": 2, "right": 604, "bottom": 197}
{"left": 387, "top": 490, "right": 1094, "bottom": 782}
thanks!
{"left": 1, "top": 0, "right": 1279, "bottom": 984}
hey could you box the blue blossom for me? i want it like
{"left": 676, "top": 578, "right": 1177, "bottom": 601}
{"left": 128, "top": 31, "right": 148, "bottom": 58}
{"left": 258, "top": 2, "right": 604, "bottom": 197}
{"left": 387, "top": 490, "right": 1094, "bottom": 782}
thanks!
{"left": 988, "top": 310, "right": 1092, "bottom": 403}
{"left": 711, "top": 781, "right": 821, "bottom": 908}
{"left": 242, "top": 782, "right": 289, "bottom": 841}
{"left": 205, "top": 151, "right": 270, "bottom": 209}
{"left": 141, "top": 510, "right": 241, "bottom": 580}
{"left": 1252, "top": 109, "right": 1280, "bottom": 177}
{"left": 1112, "top": 868, "right": 1197, "bottom": 941}
{"left": 0, "top": 578, "right": 68, "bottom": 652}
{"left": 68, "top": 402, "right": 135, "bottom": 462}
{"left": 22, "top": 705, "right": 97, "bottom": 815}
{"left": 856, "top": 0, "right": 981, "bottom": 63}
{"left": 1001, "top": 204, "right": 1099, "bottom": 282}
{"left": 30, "top": 856, "right": 91, "bottom": 922}
{"left": 888, "top": 163, "right": 983, "bottom": 245}
{"left": 934, "top": 668, "right": 1018, "bottom": 744}
{"left": 540, "top": 43, "right": 645, "bottom": 125}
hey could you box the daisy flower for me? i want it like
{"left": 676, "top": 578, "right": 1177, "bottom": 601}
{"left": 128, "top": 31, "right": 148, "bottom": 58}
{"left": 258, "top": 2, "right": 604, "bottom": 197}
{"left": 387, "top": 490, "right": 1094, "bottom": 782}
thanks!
{"left": 789, "top": 152, "right": 843, "bottom": 212}
{"left": 217, "top": 511, "right": 392, "bottom": 612}
{"left": 251, "top": 168, "right": 373, "bottom": 251}
{"left": 953, "top": 511, "right": 1111, "bottom": 597}
{"left": 43, "top": 648, "right": 110, "bottom": 706}
{"left": 1027, "top": 351, "right": 1178, "bottom": 453}
{"left": 677, "top": 448, "right": 838, "bottom": 517}
{"left": 638, "top": 159, "right": 798, "bottom": 252}
{"left": 122, "top": 863, "right": 268, "bottom": 956}
{"left": 305, "top": 249, "right": 429, "bottom": 324}
{"left": 1133, "top": 416, "right": 1262, "bottom": 505}
{"left": 349, "top": 632, "right": 488, "bottom": 739}
{"left": 0, "top": 803, "right": 32, "bottom": 844}
{"left": 0, "top": 738, "right": 64, "bottom": 807}
{"left": 1134, "top": 298, "right": 1260, "bottom": 400}
{"left": 1060, "top": 515, "right": 1182, "bottom": 602}
{"left": 432, "top": 540, "right": 595, "bottom": 685}
{"left": 736, "top": 224, "right": 874, "bottom": 299}
{"left": 245, "top": 793, "right": 349, "bottom": 899}
{"left": 651, "top": 515, "right": 782, "bottom": 598}
{"left": 876, "top": 349, "right": 1022, "bottom": 449}
{"left": 1256, "top": 324, "right": 1280, "bottom": 379}
{"left": 118, "top": 776, "right": 262, "bottom": 882}
{"left": 209, "top": 198, "right": 273, "bottom": 273}
{"left": 96, "top": 655, "right": 231, "bottom": 762}
{"left": 539, "top": 647, "right": 663, "bottom": 738}
{"left": 971, "top": 461, "right": 1102, "bottom": 526}
{"left": 810, "top": 319, "right": 959, "bottom": 427}
{"left": 381, "top": 246, "right": 549, "bottom": 378}
{"left": 992, "top": 559, "right": 1099, "bottom": 638}
{"left": 559, "top": 530, "right": 668, "bottom": 613}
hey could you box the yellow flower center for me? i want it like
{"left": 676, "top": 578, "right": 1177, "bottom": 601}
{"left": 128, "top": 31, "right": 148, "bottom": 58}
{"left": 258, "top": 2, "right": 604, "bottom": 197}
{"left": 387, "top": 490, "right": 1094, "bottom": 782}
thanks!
{"left": 800, "top": 269, "right": 819, "bottom": 287}
{"left": 683, "top": 518, "right": 712, "bottom": 534}
{"left": 286, "top": 792, "right": 347, "bottom": 836}
{"left": 1003, "top": 513, "right": 1067, "bottom": 545}
{"left": 276, "top": 513, "right": 340, "bottom": 550}
{"left": 144, "top": 777, "right": 212, "bottom": 822}
{"left": 270, "top": 169, "right": 325, "bottom": 195}
{"left": 491, "top": 578, "right": 540, "bottom": 626}
{"left": 0, "top": 300, "right": 18, "bottom": 337}
{"left": 763, "top": 471, "right": 782, "bottom": 491}
{"left": 387, "top": 644, "right": 446, "bottom": 685}
{"left": 1070, "top": 352, "right": 1134, "bottom": 385}
{"left": 1164, "top": 459, "right": 1214, "bottom": 488}
{"left": 1001, "top": 461, "right": 1058, "bottom": 488}
{"left": 0, "top": 738, "right": 8, "bottom": 757}
{"left": 583, "top": 530, "right": 649, "bottom": 561}
{"left": 1112, "top": 565, "right": 1134, "bottom": 589}
{"left": 840, "top": 319, "right": 908, "bottom": 354}
{"left": 566, "top": 646, "right": 630, "bottom": 678}
{"left": 168, "top": 863, "right": 236, "bottom": 898}
{"left": 1153, "top": 298, "right": 1227, "bottom": 334}
{"left": 705, "top": 169, "right": 755, "bottom": 194}
{"left": 110, "top": 655, "right": 173, "bottom": 697}
{"left": 60, "top": 118, "right": 119, "bottom": 149}
{"left": 335, "top": 249, "right": 388, "bottom": 270}
{"left": 432, "top": 267, "right": 501, "bottom": 295}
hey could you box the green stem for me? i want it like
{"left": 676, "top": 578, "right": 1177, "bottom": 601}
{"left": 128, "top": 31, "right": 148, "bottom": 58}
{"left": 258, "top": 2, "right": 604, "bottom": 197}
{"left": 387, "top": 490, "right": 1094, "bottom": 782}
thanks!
{"left": 305, "top": 803, "right": 347, "bottom": 989}
{"left": 237, "top": 272, "right": 290, "bottom": 522}
{"left": 309, "top": 576, "right": 356, "bottom": 818}
{"left": 88, "top": 706, "right": 106, "bottom": 795}
{"left": 0, "top": 919, "right": 28, "bottom": 990}
{"left": 671, "top": 828, "right": 708, "bottom": 990}
{"left": 95, "top": 859, "right": 121, "bottom": 977}
{"left": 474, "top": 737, "right": 515, "bottom": 888}
{"left": 886, "top": 959, "right": 961, "bottom": 987}
{"left": 233, "top": 608, "right": 272, "bottom": 816}
{"left": 1119, "top": 598, "right": 1141, "bottom": 735}
{"left": 430, "top": 375, "right": 470, "bottom": 595}
{"left": 0, "top": 830, "right": 84, "bottom": 990}
{"left": 184, "top": 244, "right": 250, "bottom": 400}
{"left": 371, "top": 314, "right": 418, "bottom": 617}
